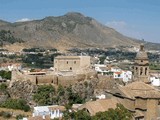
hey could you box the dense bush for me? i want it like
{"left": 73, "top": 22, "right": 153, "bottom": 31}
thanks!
{"left": 22, "top": 52, "right": 61, "bottom": 68}
{"left": 66, "top": 86, "right": 85, "bottom": 105}
{"left": 0, "top": 99, "right": 30, "bottom": 112}
{"left": 0, "top": 83, "right": 7, "bottom": 91}
{"left": 63, "top": 104, "right": 132, "bottom": 120}
{"left": 92, "top": 104, "right": 132, "bottom": 120}
{"left": 0, "top": 30, "right": 24, "bottom": 46}
{"left": 0, "top": 111, "right": 12, "bottom": 118}
{"left": 16, "top": 114, "right": 26, "bottom": 120}
{"left": 149, "top": 63, "right": 160, "bottom": 70}
{"left": 0, "top": 70, "right": 11, "bottom": 79}
{"left": 63, "top": 109, "right": 91, "bottom": 120}
{"left": 22, "top": 48, "right": 45, "bottom": 52}
{"left": 33, "top": 85, "right": 55, "bottom": 105}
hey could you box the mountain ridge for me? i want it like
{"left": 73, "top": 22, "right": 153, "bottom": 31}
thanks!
{"left": 0, "top": 12, "right": 159, "bottom": 51}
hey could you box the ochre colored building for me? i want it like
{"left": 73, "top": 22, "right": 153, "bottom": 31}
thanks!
{"left": 133, "top": 44, "right": 150, "bottom": 83}
{"left": 54, "top": 56, "right": 90, "bottom": 72}
{"left": 107, "top": 81, "right": 160, "bottom": 120}
{"left": 106, "top": 45, "right": 160, "bottom": 120}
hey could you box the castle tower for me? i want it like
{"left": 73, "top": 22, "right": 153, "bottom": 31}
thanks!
{"left": 133, "top": 44, "right": 150, "bottom": 83}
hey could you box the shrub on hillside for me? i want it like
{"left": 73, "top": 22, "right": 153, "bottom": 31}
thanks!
{"left": 0, "top": 99, "right": 30, "bottom": 112}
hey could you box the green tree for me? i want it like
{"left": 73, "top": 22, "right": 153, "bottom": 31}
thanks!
{"left": 99, "top": 55, "right": 106, "bottom": 64}
{"left": 16, "top": 114, "right": 26, "bottom": 120}
{"left": 66, "top": 86, "right": 85, "bottom": 105}
{"left": 57, "top": 85, "right": 65, "bottom": 96}
{"left": 92, "top": 104, "right": 132, "bottom": 120}
{"left": 63, "top": 109, "right": 91, "bottom": 120}
{"left": 0, "top": 70, "right": 11, "bottom": 79}
{"left": 0, "top": 99, "right": 30, "bottom": 112}
{"left": 0, "top": 83, "right": 7, "bottom": 91}
{"left": 33, "top": 85, "right": 55, "bottom": 105}
{"left": 72, "top": 110, "right": 91, "bottom": 120}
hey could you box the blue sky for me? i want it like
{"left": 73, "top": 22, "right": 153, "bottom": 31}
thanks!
{"left": 0, "top": 0, "right": 160, "bottom": 43}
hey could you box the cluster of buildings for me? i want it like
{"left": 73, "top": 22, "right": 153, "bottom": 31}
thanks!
{"left": 1, "top": 44, "right": 160, "bottom": 120}
{"left": 94, "top": 64, "right": 132, "bottom": 83}
{"left": 0, "top": 63, "right": 22, "bottom": 71}
{"left": 78, "top": 44, "right": 160, "bottom": 120}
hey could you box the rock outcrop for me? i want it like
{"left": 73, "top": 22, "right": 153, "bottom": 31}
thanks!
{"left": 8, "top": 80, "right": 37, "bottom": 103}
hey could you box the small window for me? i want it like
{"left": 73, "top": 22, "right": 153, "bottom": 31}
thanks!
{"left": 145, "top": 67, "right": 147, "bottom": 75}
{"left": 141, "top": 60, "right": 143, "bottom": 62}
{"left": 67, "top": 61, "right": 68, "bottom": 64}
{"left": 70, "top": 67, "right": 72, "bottom": 70}
{"left": 74, "top": 61, "right": 76, "bottom": 64}
{"left": 140, "top": 67, "right": 143, "bottom": 75}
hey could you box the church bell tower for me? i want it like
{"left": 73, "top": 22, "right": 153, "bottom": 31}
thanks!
{"left": 133, "top": 44, "right": 150, "bottom": 83}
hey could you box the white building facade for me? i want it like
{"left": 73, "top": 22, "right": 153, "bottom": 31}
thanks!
{"left": 33, "top": 105, "right": 65, "bottom": 119}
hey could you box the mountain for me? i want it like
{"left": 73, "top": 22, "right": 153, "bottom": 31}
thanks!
{"left": 0, "top": 20, "right": 10, "bottom": 26}
{"left": 0, "top": 12, "right": 159, "bottom": 50}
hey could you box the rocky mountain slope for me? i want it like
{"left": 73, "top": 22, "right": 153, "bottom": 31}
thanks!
{"left": 0, "top": 12, "right": 159, "bottom": 50}
{"left": 0, "top": 20, "right": 10, "bottom": 26}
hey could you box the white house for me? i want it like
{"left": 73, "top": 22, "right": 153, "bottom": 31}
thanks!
{"left": 0, "top": 63, "right": 22, "bottom": 71}
{"left": 122, "top": 71, "right": 132, "bottom": 82}
{"left": 94, "top": 64, "right": 106, "bottom": 71}
{"left": 96, "top": 94, "right": 106, "bottom": 99}
{"left": 150, "top": 75, "right": 160, "bottom": 86}
{"left": 113, "top": 70, "right": 132, "bottom": 83}
{"left": 111, "top": 66, "right": 121, "bottom": 72}
{"left": 94, "top": 64, "right": 110, "bottom": 75}
{"left": 33, "top": 105, "right": 65, "bottom": 119}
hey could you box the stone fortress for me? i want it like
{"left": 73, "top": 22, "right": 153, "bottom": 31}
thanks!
{"left": 11, "top": 55, "right": 95, "bottom": 87}
{"left": 54, "top": 56, "right": 90, "bottom": 72}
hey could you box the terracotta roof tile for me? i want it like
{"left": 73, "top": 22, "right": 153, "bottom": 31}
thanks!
{"left": 78, "top": 98, "right": 118, "bottom": 116}
{"left": 119, "top": 82, "right": 160, "bottom": 99}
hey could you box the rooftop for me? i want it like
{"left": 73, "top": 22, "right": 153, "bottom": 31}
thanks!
{"left": 135, "top": 44, "right": 148, "bottom": 60}
{"left": 78, "top": 98, "right": 118, "bottom": 116}
{"left": 55, "top": 56, "right": 90, "bottom": 59}
{"left": 118, "top": 82, "right": 160, "bottom": 99}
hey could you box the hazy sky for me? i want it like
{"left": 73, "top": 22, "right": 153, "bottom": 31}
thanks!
{"left": 0, "top": 0, "right": 160, "bottom": 43}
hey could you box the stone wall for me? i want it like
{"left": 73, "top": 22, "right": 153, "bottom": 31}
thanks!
{"left": 11, "top": 70, "right": 95, "bottom": 87}
{"left": 79, "top": 56, "right": 90, "bottom": 68}
{"left": 54, "top": 56, "right": 90, "bottom": 72}
{"left": 54, "top": 57, "right": 80, "bottom": 72}
{"left": 36, "top": 75, "right": 54, "bottom": 84}
{"left": 145, "top": 99, "right": 158, "bottom": 120}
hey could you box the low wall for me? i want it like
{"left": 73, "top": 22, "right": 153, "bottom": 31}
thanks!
{"left": 11, "top": 70, "right": 97, "bottom": 87}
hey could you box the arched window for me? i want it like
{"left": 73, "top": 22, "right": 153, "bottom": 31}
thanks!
{"left": 145, "top": 67, "right": 148, "bottom": 75}
{"left": 36, "top": 76, "right": 38, "bottom": 85}
{"left": 140, "top": 67, "right": 143, "bottom": 75}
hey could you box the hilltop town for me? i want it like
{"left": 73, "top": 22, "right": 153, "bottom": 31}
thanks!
{"left": 0, "top": 12, "right": 160, "bottom": 120}
{"left": 0, "top": 43, "right": 160, "bottom": 120}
